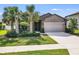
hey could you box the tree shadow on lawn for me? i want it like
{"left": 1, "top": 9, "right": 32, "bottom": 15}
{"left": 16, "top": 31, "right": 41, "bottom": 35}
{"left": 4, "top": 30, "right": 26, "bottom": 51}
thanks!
{"left": 0, "top": 37, "right": 41, "bottom": 46}
{"left": 0, "top": 35, "right": 57, "bottom": 46}
{"left": 0, "top": 38, "right": 18, "bottom": 46}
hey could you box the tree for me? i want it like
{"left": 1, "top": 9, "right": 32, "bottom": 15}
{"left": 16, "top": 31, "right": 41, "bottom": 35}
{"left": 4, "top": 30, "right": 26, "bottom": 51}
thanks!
{"left": 3, "top": 7, "right": 20, "bottom": 33}
{"left": 68, "top": 18, "right": 78, "bottom": 33}
{"left": 26, "top": 5, "right": 40, "bottom": 32}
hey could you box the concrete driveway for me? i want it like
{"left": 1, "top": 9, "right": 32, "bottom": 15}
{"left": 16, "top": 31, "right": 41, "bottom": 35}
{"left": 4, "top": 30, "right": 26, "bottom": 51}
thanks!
{"left": 46, "top": 32, "right": 79, "bottom": 55}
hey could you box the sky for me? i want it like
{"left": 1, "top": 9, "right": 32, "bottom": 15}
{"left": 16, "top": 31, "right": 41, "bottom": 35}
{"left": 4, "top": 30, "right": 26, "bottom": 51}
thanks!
{"left": 0, "top": 4, "right": 79, "bottom": 20}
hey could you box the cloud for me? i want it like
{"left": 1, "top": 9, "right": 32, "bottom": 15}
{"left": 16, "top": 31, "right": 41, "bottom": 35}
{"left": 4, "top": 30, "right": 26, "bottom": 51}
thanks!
{"left": 51, "top": 8, "right": 79, "bottom": 11}
{"left": 0, "top": 12, "right": 3, "bottom": 15}
{"left": 66, "top": 9, "right": 70, "bottom": 10}
{"left": 51, "top": 8, "right": 62, "bottom": 11}
{"left": 65, "top": 9, "right": 79, "bottom": 11}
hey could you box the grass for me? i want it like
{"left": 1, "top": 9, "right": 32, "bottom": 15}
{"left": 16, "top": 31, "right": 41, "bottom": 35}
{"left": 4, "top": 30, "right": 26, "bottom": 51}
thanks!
{"left": 0, "top": 30, "right": 8, "bottom": 36}
{"left": 0, "top": 35, "right": 57, "bottom": 46}
{"left": 73, "top": 29, "right": 79, "bottom": 36}
{"left": 74, "top": 29, "right": 79, "bottom": 33}
{"left": 0, "top": 49, "right": 69, "bottom": 55}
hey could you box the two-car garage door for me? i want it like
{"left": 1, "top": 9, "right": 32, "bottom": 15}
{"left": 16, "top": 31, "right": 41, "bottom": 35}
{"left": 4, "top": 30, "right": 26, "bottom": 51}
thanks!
{"left": 44, "top": 22, "right": 65, "bottom": 32}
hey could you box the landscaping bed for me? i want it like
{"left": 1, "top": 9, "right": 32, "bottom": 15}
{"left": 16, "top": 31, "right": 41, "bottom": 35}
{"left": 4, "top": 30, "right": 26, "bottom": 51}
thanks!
{"left": 0, "top": 35, "right": 57, "bottom": 46}
{"left": 0, "top": 49, "right": 69, "bottom": 55}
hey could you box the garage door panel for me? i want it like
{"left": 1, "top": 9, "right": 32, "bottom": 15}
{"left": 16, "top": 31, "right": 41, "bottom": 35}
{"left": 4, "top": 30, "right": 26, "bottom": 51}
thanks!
{"left": 44, "top": 22, "right": 64, "bottom": 32}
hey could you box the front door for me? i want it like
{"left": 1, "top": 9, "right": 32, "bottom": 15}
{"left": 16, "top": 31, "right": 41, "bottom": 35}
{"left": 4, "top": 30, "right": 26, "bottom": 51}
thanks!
{"left": 34, "top": 21, "right": 41, "bottom": 31}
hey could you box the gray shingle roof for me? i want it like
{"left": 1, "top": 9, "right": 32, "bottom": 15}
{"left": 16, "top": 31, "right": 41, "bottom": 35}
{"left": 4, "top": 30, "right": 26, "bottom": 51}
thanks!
{"left": 40, "top": 13, "right": 66, "bottom": 22}
{"left": 65, "top": 12, "right": 79, "bottom": 17}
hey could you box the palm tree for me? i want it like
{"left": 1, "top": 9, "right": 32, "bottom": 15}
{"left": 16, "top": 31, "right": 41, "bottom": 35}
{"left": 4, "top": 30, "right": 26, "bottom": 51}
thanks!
{"left": 26, "top": 5, "right": 40, "bottom": 32}
{"left": 14, "top": 7, "right": 20, "bottom": 33}
{"left": 3, "top": 7, "right": 20, "bottom": 33}
{"left": 3, "top": 7, "right": 15, "bottom": 30}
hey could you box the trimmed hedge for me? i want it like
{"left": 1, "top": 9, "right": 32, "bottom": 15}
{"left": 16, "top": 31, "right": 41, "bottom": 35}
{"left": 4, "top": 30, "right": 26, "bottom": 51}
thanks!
{"left": 18, "top": 32, "right": 40, "bottom": 37}
{"left": 6, "top": 30, "right": 18, "bottom": 38}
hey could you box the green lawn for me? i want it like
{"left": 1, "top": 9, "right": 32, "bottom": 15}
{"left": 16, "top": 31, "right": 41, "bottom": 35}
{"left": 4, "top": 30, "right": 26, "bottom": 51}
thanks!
{"left": 0, "top": 49, "right": 69, "bottom": 55}
{"left": 74, "top": 29, "right": 79, "bottom": 36}
{"left": 0, "top": 30, "right": 8, "bottom": 36}
{"left": 74, "top": 29, "right": 79, "bottom": 33}
{"left": 0, "top": 35, "right": 57, "bottom": 46}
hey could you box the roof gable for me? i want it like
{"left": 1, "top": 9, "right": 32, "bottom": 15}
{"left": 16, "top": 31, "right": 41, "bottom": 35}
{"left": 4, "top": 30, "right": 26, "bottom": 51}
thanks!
{"left": 44, "top": 14, "right": 65, "bottom": 22}
{"left": 65, "top": 12, "right": 79, "bottom": 17}
{"left": 40, "top": 13, "right": 53, "bottom": 20}
{"left": 40, "top": 13, "right": 66, "bottom": 22}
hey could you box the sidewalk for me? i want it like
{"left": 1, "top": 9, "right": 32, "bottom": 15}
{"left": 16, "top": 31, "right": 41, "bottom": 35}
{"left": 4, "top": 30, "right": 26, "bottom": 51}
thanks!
{"left": 0, "top": 44, "right": 66, "bottom": 53}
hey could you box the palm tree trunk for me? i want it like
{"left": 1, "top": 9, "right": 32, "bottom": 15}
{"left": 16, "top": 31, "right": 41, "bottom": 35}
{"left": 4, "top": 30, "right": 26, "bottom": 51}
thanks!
{"left": 15, "top": 17, "right": 19, "bottom": 33}
{"left": 30, "top": 21, "right": 33, "bottom": 33}
{"left": 11, "top": 21, "right": 14, "bottom": 31}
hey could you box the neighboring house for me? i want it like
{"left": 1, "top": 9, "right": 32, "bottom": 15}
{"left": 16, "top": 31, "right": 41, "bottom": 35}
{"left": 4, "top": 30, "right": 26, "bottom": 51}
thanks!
{"left": 34, "top": 13, "right": 66, "bottom": 32}
{"left": 65, "top": 12, "right": 79, "bottom": 29}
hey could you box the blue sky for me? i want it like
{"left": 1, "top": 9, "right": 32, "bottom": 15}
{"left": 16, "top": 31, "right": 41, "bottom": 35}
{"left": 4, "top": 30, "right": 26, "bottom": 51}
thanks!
{"left": 0, "top": 4, "right": 79, "bottom": 19}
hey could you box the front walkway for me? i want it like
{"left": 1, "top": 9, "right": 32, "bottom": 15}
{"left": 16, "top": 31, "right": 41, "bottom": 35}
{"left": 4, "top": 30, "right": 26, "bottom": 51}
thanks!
{"left": 0, "top": 44, "right": 65, "bottom": 53}
{"left": 46, "top": 32, "right": 79, "bottom": 55}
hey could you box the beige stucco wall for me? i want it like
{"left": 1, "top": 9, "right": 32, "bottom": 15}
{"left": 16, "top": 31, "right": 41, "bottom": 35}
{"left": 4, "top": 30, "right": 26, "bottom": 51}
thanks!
{"left": 44, "top": 15, "right": 64, "bottom": 22}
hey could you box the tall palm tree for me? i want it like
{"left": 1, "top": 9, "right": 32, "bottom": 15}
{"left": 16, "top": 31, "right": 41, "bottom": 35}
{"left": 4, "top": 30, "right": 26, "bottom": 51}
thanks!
{"left": 3, "top": 7, "right": 21, "bottom": 33}
{"left": 14, "top": 7, "right": 20, "bottom": 33}
{"left": 26, "top": 5, "right": 40, "bottom": 32}
{"left": 3, "top": 7, "right": 15, "bottom": 30}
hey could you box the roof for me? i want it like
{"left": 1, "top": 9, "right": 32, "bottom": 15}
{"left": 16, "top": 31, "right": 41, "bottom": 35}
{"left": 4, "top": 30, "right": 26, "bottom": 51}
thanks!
{"left": 65, "top": 12, "right": 79, "bottom": 18}
{"left": 40, "top": 13, "right": 66, "bottom": 21}
{"left": 40, "top": 13, "right": 53, "bottom": 20}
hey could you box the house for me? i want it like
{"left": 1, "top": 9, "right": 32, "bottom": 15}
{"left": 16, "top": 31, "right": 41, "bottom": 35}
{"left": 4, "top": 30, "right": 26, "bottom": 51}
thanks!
{"left": 34, "top": 13, "right": 66, "bottom": 32}
{"left": 2, "top": 13, "right": 66, "bottom": 32}
{"left": 65, "top": 12, "right": 79, "bottom": 29}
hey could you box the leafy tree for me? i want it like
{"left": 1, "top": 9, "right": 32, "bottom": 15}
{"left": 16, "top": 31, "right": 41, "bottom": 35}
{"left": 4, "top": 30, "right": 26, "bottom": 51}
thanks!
{"left": 68, "top": 18, "right": 78, "bottom": 33}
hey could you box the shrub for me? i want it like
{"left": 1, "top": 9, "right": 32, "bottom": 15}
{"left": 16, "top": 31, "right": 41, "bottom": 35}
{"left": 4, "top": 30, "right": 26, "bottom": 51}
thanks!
{"left": 19, "top": 32, "right": 40, "bottom": 37}
{"left": 0, "top": 23, "right": 2, "bottom": 29}
{"left": 68, "top": 18, "right": 78, "bottom": 33}
{"left": 40, "top": 28, "right": 44, "bottom": 33}
{"left": 19, "top": 22, "right": 28, "bottom": 32}
{"left": 6, "top": 30, "right": 18, "bottom": 38}
{"left": 65, "top": 28, "right": 71, "bottom": 33}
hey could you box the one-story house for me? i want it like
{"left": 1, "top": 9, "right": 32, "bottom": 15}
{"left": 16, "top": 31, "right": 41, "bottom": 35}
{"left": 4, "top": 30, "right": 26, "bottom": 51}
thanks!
{"left": 34, "top": 13, "right": 66, "bottom": 32}
{"left": 65, "top": 12, "right": 79, "bottom": 29}
{"left": 2, "top": 13, "right": 66, "bottom": 32}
